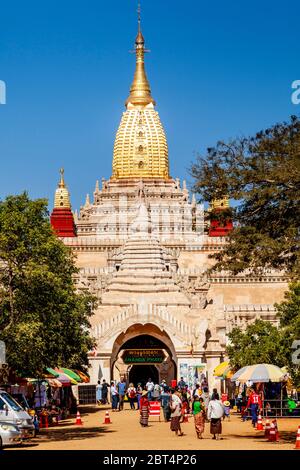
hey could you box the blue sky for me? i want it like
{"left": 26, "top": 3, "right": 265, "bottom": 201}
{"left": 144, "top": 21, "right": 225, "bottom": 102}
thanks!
{"left": 0, "top": 0, "right": 299, "bottom": 211}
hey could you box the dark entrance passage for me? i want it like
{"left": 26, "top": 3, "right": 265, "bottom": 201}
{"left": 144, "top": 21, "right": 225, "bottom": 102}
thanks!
{"left": 129, "top": 365, "right": 159, "bottom": 387}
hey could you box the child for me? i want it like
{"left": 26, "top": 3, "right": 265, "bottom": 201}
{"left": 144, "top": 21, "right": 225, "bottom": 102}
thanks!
{"left": 223, "top": 400, "right": 231, "bottom": 420}
{"left": 265, "top": 401, "right": 272, "bottom": 416}
{"left": 241, "top": 396, "right": 248, "bottom": 422}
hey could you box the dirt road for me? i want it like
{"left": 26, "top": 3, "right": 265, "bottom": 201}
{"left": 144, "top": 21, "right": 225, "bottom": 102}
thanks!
{"left": 10, "top": 405, "right": 300, "bottom": 450}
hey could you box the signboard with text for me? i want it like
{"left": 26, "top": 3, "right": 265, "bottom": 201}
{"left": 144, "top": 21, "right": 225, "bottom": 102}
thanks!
{"left": 122, "top": 349, "right": 165, "bottom": 364}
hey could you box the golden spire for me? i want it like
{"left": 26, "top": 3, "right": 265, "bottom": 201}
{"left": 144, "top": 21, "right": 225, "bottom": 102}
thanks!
{"left": 112, "top": 3, "right": 169, "bottom": 179}
{"left": 211, "top": 197, "right": 230, "bottom": 210}
{"left": 54, "top": 168, "right": 71, "bottom": 208}
{"left": 126, "top": 2, "right": 155, "bottom": 107}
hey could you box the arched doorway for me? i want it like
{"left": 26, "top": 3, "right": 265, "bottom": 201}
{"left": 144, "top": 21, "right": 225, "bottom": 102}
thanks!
{"left": 129, "top": 365, "right": 158, "bottom": 387}
{"left": 111, "top": 324, "right": 177, "bottom": 386}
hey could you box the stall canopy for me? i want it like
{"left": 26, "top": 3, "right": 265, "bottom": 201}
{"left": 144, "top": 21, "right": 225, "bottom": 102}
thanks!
{"left": 231, "top": 364, "right": 285, "bottom": 383}
{"left": 231, "top": 366, "right": 249, "bottom": 382}
{"left": 54, "top": 369, "right": 78, "bottom": 386}
{"left": 60, "top": 368, "right": 82, "bottom": 383}
{"left": 213, "top": 361, "right": 234, "bottom": 379}
{"left": 74, "top": 370, "right": 90, "bottom": 383}
{"left": 45, "top": 367, "right": 60, "bottom": 378}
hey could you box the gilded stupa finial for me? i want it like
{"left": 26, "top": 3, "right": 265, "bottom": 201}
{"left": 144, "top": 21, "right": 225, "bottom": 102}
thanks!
{"left": 126, "top": 1, "right": 155, "bottom": 107}
{"left": 54, "top": 168, "right": 71, "bottom": 208}
{"left": 59, "top": 167, "right": 65, "bottom": 188}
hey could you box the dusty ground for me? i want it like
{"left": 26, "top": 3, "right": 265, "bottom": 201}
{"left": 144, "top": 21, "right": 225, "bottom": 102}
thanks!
{"left": 9, "top": 404, "right": 300, "bottom": 450}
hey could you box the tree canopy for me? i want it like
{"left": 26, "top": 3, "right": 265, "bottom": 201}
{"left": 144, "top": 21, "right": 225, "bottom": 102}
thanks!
{"left": 0, "top": 193, "right": 95, "bottom": 377}
{"left": 276, "top": 282, "right": 300, "bottom": 386}
{"left": 226, "top": 319, "right": 286, "bottom": 371}
{"left": 190, "top": 115, "right": 300, "bottom": 277}
{"left": 226, "top": 283, "right": 300, "bottom": 387}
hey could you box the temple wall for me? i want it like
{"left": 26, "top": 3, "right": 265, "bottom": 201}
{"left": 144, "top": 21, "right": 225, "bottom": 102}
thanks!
{"left": 178, "top": 251, "right": 210, "bottom": 270}
{"left": 74, "top": 251, "right": 108, "bottom": 268}
{"left": 209, "top": 283, "right": 288, "bottom": 305}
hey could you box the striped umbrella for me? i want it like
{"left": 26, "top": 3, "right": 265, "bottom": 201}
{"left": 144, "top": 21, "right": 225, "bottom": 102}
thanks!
{"left": 214, "top": 361, "right": 230, "bottom": 378}
{"left": 75, "top": 370, "right": 90, "bottom": 383}
{"left": 54, "top": 369, "right": 78, "bottom": 385}
{"left": 232, "top": 364, "right": 285, "bottom": 383}
{"left": 231, "top": 366, "right": 249, "bottom": 382}
{"left": 60, "top": 368, "right": 82, "bottom": 383}
{"left": 45, "top": 367, "right": 59, "bottom": 378}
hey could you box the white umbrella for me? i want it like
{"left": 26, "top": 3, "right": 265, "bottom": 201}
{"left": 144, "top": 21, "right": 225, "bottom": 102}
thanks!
{"left": 232, "top": 364, "right": 285, "bottom": 383}
{"left": 231, "top": 366, "right": 249, "bottom": 382}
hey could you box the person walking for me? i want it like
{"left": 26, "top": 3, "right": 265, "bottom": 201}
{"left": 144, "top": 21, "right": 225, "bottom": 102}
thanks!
{"left": 117, "top": 378, "right": 127, "bottom": 411}
{"left": 170, "top": 389, "right": 184, "bottom": 437}
{"left": 139, "top": 391, "right": 150, "bottom": 427}
{"left": 160, "top": 387, "right": 171, "bottom": 422}
{"left": 127, "top": 383, "right": 137, "bottom": 410}
{"left": 193, "top": 384, "right": 202, "bottom": 398}
{"left": 153, "top": 383, "right": 161, "bottom": 400}
{"left": 136, "top": 383, "right": 143, "bottom": 410}
{"left": 246, "top": 388, "right": 262, "bottom": 428}
{"left": 192, "top": 396, "right": 205, "bottom": 439}
{"left": 207, "top": 393, "right": 224, "bottom": 440}
{"left": 223, "top": 400, "right": 231, "bottom": 421}
{"left": 146, "top": 378, "right": 154, "bottom": 400}
{"left": 160, "top": 379, "right": 167, "bottom": 391}
{"left": 178, "top": 377, "right": 186, "bottom": 390}
{"left": 96, "top": 380, "right": 102, "bottom": 406}
{"left": 102, "top": 379, "right": 109, "bottom": 405}
{"left": 202, "top": 387, "right": 210, "bottom": 422}
{"left": 110, "top": 381, "right": 119, "bottom": 412}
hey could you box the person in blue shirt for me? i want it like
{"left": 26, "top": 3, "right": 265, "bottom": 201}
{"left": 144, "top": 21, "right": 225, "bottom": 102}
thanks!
{"left": 117, "top": 378, "right": 127, "bottom": 411}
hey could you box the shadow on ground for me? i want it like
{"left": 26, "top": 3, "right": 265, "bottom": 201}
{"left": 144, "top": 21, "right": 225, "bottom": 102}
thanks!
{"left": 36, "top": 425, "right": 115, "bottom": 442}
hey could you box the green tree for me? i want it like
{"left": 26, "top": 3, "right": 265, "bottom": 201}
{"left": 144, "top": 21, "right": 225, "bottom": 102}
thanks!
{"left": 0, "top": 193, "right": 95, "bottom": 377}
{"left": 226, "top": 319, "right": 286, "bottom": 371}
{"left": 276, "top": 282, "right": 300, "bottom": 387}
{"left": 190, "top": 115, "right": 300, "bottom": 277}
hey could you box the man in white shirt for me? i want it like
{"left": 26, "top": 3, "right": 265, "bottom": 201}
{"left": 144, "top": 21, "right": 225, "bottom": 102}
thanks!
{"left": 207, "top": 393, "right": 224, "bottom": 440}
{"left": 146, "top": 378, "right": 154, "bottom": 400}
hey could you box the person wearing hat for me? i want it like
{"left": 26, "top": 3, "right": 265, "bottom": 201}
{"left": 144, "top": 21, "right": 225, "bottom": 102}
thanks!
{"left": 223, "top": 401, "right": 231, "bottom": 420}
{"left": 139, "top": 390, "right": 150, "bottom": 427}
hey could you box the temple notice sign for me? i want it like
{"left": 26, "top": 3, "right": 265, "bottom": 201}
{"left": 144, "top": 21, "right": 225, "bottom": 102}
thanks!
{"left": 122, "top": 349, "right": 165, "bottom": 364}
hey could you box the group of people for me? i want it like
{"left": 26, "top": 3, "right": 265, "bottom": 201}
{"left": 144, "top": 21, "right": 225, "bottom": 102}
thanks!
{"left": 161, "top": 383, "right": 227, "bottom": 440}
{"left": 97, "top": 376, "right": 231, "bottom": 439}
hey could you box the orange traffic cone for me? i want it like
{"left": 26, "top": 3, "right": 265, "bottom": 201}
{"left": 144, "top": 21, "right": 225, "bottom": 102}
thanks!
{"left": 75, "top": 410, "right": 83, "bottom": 425}
{"left": 103, "top": 410, "right": 111, "bottom": 424}
{"left": 268, "top": 422, "right": 276, "bottom": 442}
{"left": 273, "top": 419, "right": 280, "bottom": 440}
{"left": 295, "top": 425, "right": 300, "bottom": 449}
{"left": 256, "top": 414, "right": 264, "bottom": 430}
{"left": 264, "top": 419, "right": 271, "bottom": 438}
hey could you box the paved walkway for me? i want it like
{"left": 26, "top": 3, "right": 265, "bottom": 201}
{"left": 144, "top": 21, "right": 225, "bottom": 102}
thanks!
{"left": 10, "top": 405, "right": 300, "bottom": 450}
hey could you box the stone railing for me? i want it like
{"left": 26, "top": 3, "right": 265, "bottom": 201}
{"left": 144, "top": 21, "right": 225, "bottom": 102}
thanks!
{"left": 224, "top": 304, "right": 276, "bottom": 313}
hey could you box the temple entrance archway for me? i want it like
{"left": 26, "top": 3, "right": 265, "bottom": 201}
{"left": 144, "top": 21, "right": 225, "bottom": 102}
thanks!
{"left": 111, "top": 324, "right": 177, "bottom": 386}
{"left": 129, "top": 365, "right": 159, "bottom": 387}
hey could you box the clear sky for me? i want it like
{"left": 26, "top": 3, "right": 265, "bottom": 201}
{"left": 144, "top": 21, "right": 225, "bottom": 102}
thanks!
{"left": 0, "top": 0, "right": 299, "bottom": 211}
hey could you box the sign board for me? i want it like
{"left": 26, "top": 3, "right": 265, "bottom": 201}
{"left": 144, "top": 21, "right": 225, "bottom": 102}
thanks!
{"left": 149, "top": 401, "right": 161, "bottom": 421}
{"left": 122, "top": 349, "right": 165, "bottom": 364}
{"left": 179, "top": 361, "right": 207, "bottom": 390}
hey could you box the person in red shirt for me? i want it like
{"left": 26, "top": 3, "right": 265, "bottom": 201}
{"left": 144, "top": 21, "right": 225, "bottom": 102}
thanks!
{"left": 246, "top": 389, "right": 262, "bottom": 427}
